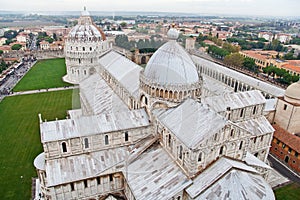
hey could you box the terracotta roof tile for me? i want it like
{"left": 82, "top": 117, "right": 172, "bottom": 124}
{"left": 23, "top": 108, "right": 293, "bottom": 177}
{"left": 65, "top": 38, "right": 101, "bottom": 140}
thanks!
{"left": 273, "top": 124, "right": 300, "bottom": 153}
{"left": 281, "top": 64, "right": 300, "bottom": 73}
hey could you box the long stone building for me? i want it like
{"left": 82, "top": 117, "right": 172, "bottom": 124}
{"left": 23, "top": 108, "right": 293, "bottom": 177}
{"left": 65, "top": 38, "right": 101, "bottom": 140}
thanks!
{"left": 33, "top": 10, "right": 284, "bottom": 200}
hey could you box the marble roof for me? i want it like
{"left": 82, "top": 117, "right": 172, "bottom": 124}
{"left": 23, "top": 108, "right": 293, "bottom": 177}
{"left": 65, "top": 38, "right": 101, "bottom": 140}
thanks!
{"left": 99, "top": 51, "right": 142, "bottom": 98}
{"left": 186, "top": 157, "right": 275, "bottom": 200}
{"left": 156, "top": 99, "right": 227, "bottom": 149}
{"left": 126, "top": 145, "right": 192, "bottom": 200}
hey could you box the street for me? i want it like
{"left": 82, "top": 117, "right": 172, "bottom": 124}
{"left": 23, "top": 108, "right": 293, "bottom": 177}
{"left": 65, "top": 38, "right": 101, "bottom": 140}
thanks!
{"left": 268, "top": 154, "right": 300, "bottom": 184}
{"left": 0, "top": 60, "right": 36, "bottom": 101}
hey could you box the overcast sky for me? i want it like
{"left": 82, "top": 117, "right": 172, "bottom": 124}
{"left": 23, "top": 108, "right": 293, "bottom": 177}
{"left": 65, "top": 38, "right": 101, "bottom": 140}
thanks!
{"left": 1, "top": 0, "right": 300, "bottom": 16}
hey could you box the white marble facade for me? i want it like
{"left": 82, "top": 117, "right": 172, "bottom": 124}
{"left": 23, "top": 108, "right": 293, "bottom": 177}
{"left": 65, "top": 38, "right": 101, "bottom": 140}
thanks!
{"left": 33, "top": 25, "right": 281, "bottom": 200}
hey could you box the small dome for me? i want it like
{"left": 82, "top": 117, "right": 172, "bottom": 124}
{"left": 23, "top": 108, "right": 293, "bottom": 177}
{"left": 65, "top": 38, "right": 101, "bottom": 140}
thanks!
{"left": 33, "top": 152, "right": 45, "bottom": 170}
{"left": 284, "top": 80, "right": 300, "bottom": 104}
{"left": 167, "top": 28, "right": 179, "bottom": 40}
{"left": 144, "top": 40, "right": 199, "bottom": 86}
{"left": 68, "top": 9, "right": 105, "bottom": 41}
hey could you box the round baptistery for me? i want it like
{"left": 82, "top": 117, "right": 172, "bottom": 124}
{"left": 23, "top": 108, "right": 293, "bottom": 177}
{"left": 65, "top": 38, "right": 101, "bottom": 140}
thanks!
{"left": 64, "top": 7, "right": 109, "bottom": 84}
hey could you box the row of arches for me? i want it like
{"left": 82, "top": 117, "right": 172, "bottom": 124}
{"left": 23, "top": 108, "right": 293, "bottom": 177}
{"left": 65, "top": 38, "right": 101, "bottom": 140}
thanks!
{"left": 67, "top": 36, "right": 102, "bottom": 43}
{"left": 67, "top": 57, "right": 95, "bottom": 65}
{"left": 197, "top": 64, "right": 274, "bottom": 99}
{"left": 59, "top": 132, "right": 130, "bottom": 155}
{"left": 102, "top": 70, "right": 139, "bottom": 110}
{"left": 140, "top": 82, "right": 200, "bottom": 102}
{"left": 70, "top": 46, "right": 93, "bottom": 51}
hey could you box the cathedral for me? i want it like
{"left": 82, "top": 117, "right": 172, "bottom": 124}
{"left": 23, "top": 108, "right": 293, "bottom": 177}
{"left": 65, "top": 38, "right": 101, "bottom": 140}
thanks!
{"left": 33, "top": 9, "right": 283, "bottom": 200}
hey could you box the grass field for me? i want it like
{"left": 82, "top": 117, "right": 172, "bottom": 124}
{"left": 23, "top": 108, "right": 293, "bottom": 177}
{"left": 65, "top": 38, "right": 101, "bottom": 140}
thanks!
{"left": 13, "top": 58, "right": 72, "bottom": 92}
{"left": 0, "top": 89, "right": 79, "bottom": 199}
{"left": 275, "top": 183, "right": 300, "bottom": 200}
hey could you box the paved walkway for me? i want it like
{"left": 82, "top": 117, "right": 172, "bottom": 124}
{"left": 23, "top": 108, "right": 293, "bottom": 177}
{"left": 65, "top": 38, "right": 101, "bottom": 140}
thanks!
{"left": 8, "top": 85, "right": 79, "bottom": 97}
{"left": 269, "top": 154, "right": 300, "bottom": 184}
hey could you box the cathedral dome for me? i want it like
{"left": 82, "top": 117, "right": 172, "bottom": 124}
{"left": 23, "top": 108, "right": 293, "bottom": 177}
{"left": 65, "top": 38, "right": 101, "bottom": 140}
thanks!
{"left": 143, "top": 28, "right": 199, "bottom": 86}
{"left": 68, "top": 8, "right": 105, "bottom": 41}
{"left": 284, "top": 80, "right": 300, "bottom": 104}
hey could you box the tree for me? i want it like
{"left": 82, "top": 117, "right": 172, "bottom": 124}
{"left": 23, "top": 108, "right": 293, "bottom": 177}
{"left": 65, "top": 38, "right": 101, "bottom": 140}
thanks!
{"left": 224, "top": 53, "right": 244, "bottom": 68}
{"left": 0, "top": 60, "right": 8, "bottom": 73}
{"left": 53, "top": 33, "right": 57, "bottom": 41}
{"left": 264, "top": 39, "right": 284, "bottom": 52}
{"left": 263, "top": 65, "right": 277, "bottom": 78}
{"left": 284, "top": 52, "right": 295, "bottom": 60}
{"left": 243, "top": 57, "right": 257, "bottom": 72}
{"left": 207, "top": 45, "right": 229, "bottom": 59}
{"left": 5, "top": 39, "right": 13, "bottom": 45}
{"left": 115, "top": 35, "right": 133, "bottom": 50}
{"left": 222, "top": 42, "right": 240, "bottom": 53}
{"left": 282, "top": 73, "right": 292, "bottom": 84}
{"left": 291, "top": 75, "right": 299, "bottom": 83}
{"left": 4, "top": 30, "right": 18, "bottom": 40}
{"left": 11, "top": 44, "right": 22, "bottom": 50}
{"left": 274, "top": 68, "right": 286, "bottom": 79}
{"left": 120, "top": 22, "right": 127, "bottom": 28}
{"left": 0, "top": 50, "right": 3, "bottom": 55}
{"left": 45, "top": 37, "right": 54, "bottom": 44}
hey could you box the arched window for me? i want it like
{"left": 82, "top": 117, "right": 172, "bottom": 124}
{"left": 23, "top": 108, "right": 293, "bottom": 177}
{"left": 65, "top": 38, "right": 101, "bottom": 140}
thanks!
{"left": 90, "top": 47, "right": 92, "bottom": 51}
{"left": 168, "top": 134, "right": 171, "bottom": 147}
{"left": 70, "top": 46, "right": 73, "bottom": 50}
{"left": 239, "top": 141, "right": 243, "bottom": 150}
{"left": 125, "top": 131, "right": 128, "bottom": 142}
{"left": 240, "top": 108, "right": 244, "bottom": 117}
{"left": 253, "top": 106, "right": 257, "bottom": 115}
{"left": 219, "top": 146, "right": 224, "bottom": 155}
{"left": 213, "top": 133, "right": 218, "bottom": 141}
{"left": 105, "top": 135, "right": 109, "bottom": 145}
{"left": 83, "top": 47, "right": 85, "bottom": 51}
{"left": 179, "top": 146, "right": 183, "bottom": 159}
{"left": 198, "top": 152, "right": 202, "bottom": 162}
{"left": 62, "top": 142, "right": 67, "bottom": 152}
{"left": 84, "top": 138, "right": 89, "bottom": 149}
{"left": 70, "top": 183, "right": 75, "bottom": 191}
{"left": 230, "top": 129, "right": 234, "bottom": 137}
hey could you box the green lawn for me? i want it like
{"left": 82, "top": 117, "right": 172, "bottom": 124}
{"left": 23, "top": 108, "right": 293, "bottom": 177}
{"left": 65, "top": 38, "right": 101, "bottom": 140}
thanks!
{"left": 13, "top": 58, "right": 72, "bottom": 92}
{"left": 275, "top": 183, "right": 300, "bottom": 200}
{"left": 0, "top": 89, "right": 80, "bottom": 199}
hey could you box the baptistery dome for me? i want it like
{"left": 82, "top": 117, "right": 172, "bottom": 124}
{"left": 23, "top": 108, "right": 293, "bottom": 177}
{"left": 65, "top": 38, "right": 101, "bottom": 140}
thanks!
{"left": 144, "top": 28, "right": 199, "bottom": 86}
{"left": 284, "top": 80, "right": 300, "bottom": 104}
{"left": 68, "top": 7, "right": 106, "bottom": 41}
